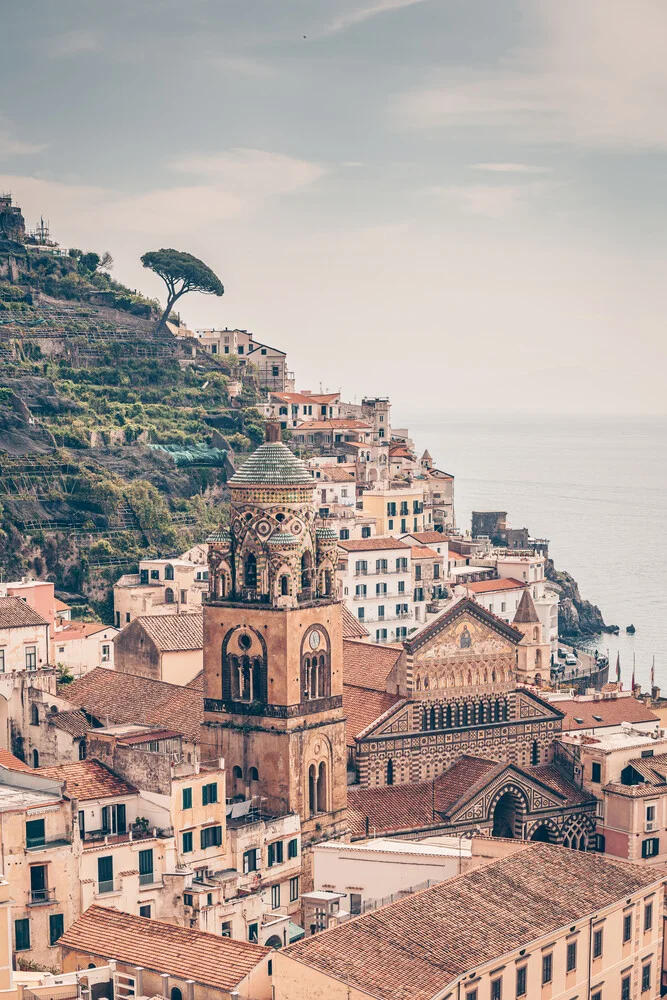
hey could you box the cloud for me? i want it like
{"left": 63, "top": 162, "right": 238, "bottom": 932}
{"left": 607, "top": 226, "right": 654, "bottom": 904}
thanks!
{"left": 326, "top": 0, "right": 427, "bottom": 34}
{"left": 429, "top": 179, "right": 557, "bottom": 218}
{"left": 169, "top": 148, "right": 325, "bottom": 197}
{"left": 50, "top": 29, "right": 100, "bottom": 58}
{"left": 471, "top": 163, "right": 552, "bottom": 174}
{"left": 0, "top": 131, "right": 45, "bottom": 159}
{"left": 393, "top": 0, "right": 667, "bottom": 149}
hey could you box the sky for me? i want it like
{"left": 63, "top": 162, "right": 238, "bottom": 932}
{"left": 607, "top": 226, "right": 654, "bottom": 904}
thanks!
{"left": 2, "top": 0, "right": 667, "bottom": 416}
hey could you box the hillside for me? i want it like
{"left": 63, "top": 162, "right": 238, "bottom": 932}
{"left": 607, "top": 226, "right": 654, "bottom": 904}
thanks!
{"left": 0, "top": 197, "right": 264, "bottom": 619}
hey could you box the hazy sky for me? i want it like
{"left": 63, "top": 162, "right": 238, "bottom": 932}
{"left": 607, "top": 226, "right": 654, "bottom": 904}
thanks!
{"left": 2, "top": 0, "right": 667, "bottom": 415}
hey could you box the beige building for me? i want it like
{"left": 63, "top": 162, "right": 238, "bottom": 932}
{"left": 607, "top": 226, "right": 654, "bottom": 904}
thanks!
{"left": 0, "top": 597, "right": 50, "bottom": 675}
{"left": 276, "top": 842, "right": 666, "bottom": 1000}
{"left": 114, "top": 558, "right": 208, "bottom": 628}
{"left": 113, "top": 614, "right": 203, "bottom": 685}
{"left": 53, "top": 621, "right": 118, "bottom": 678}
{"left": 60, "top": 904, "right": 273, "bottom": 1000}
{"left": 362, "top": 485, "right": 430, "bottom": 536}
{"left": 192, "top": 327, "right": 292, "bottom": 392}
{"left": 337, "top": 537, "right": 414, "bottom": 644}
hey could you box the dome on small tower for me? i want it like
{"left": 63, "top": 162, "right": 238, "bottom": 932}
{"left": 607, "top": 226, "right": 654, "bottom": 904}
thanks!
{"left": 229, "top": 441, "right": 313, "bottom": 487}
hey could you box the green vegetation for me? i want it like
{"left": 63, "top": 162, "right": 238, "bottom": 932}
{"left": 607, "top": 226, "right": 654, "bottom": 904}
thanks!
{"left": 141, "top": 248, "right": 224, "bottom": 330}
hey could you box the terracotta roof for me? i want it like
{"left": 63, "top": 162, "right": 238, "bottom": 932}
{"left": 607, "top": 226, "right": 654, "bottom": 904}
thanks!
{"left": 55, "top": 622, "right": 115, "bottom": 641}
{"left": 55, "top": 598, "right": 71, "bottom": 612}
{"left": 448, "top": 550, "right": 468, "bottom": 562}
{"left": 186, "top": 670, "right": 204, "bottom": 690}
{"left": 388, "top": 445, "right": 413, "bottom": 459}
{"left": 339, "top": 538, "right": 409, "bottom": 552}
{"left": 0, "top": 748, "right": 32, "bottom": 771}
{"left": 343, "top": 685, "right": 401, "bottom": 747}
{"left": 271, "top": 391, "right": 339, "bottom": 405}
{"left": 319, "top": 467, "right": 356, "bottom": 482}
{"left": 343, "top": 639, "right": 402, "bottom": 691}
{"left": 128, "top": 613, "right": 203, "bottom": 651}
{"left": 348, "top": 780, "right": 436, "bottom": 837}
{"left": 63, "top": 668, "right": 203, "bottom": 743}
{"left": 556, "top": 696, "right": 658, "bottom": 732}
{"left": 466, "top": 578, "right": 526, "bottom": 594}
{"left": 405, "top": 531, "right": 447, "bottom": 544}
{"left": 410, "top": 546, "right": 441, "bottom": 560}
{"left": 230, "top": 441, "right": 313, "bottom": 486}
{"left": 513, "top": 587, "right": 541, "bottom": 624}
{"left": 403, "top": 597, "right": 523, "bottom": 654}
{"left": 296, "top": 419, "right": 372, "bottom": 431}
{"left": 341, "top": 605, "right": 370, "bottom": 639}
{"left": 0, "top": 596, "right": 49, "bottom": 628}
{"left": 59, "top": 905, "right": 270, "bottom": 991}
{"left": 524, "top": 764, "right": 595, "bottom": 805}
{"left": 286, "top": 843, "right": 667, "bottom": 1000}
{"left": 49, "top": 709, "right": 92, "bottom": 739}
{"left": 38, "top": 760, "right": 136, "bottom": 800}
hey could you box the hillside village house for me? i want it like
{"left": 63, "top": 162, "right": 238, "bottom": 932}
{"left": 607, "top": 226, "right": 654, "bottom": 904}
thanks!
{"left": 362, "top": 485, "right": 430, "bottom": 536}
{"left": 263, "top": 390, "right": 341, "bottom": 428}
{"left": 53, "top": 621, "right": 118, "bottom": 677}
{"left": 191, "top": 327, "right": 293, "bottom": 393}
{"left": 275, "top": 843, "right": 666, "bottom": 1000}
{"left": 337, "top": 538, "right": 413, "bottom": 644}
{"left": 463, "top": 577, "right": 527, "bottom": 621}
{"left": 0, "top": 597, "right": 50, "bottom": 674}
{"left": 113, "top": 614, "right": 203, "bottom": 685}
{"left": 114, "top": 557, "right": 208, "bottom": 627}
{"left": 59, "top": 905, "right": 273, "bottom": 1000}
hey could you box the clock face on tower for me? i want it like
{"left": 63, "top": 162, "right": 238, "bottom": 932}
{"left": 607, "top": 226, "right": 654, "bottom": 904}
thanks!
{"left": 309, "top": 629, "right": 321, "bottom": 650}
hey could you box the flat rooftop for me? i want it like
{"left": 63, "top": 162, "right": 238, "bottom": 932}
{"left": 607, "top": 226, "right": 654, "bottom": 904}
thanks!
{"left": 0, "top": 785, "right": 62, "bottom": 812}
{"left": 562, "top": 728, "right": 667, "bottom": 752}
{"left": 316, "top": 837, "right": 472, "bottom": 858}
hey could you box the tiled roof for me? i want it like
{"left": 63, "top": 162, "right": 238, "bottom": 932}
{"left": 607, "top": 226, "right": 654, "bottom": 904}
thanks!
{"left": 49, "top": 709, "right": 92, "bottom": 739}
{"left": 348, "top": 781, "right": 435, "bottom": 837}
{"left": 59, "top": 905, "right": 270, "bottom": 990}
{"left": 0, "top": 596, "right": 49, "bottom": 628}
{"left": 556, "top": 696, "right": 658, "bottom": 732}
{"left": 339, "top": 538, "right": 409, "bottom": 552}
{"left": 38, "top": 760, "right": 136, "bottom": 800}
{"left": 286, "top": 843, "right": 666, "bottom": 1000}
{"left": 296, "top": 419, "right": 372, "bottom": 431}
{"left": 271, "top": 391, "right": 339, "bottom": 405}
{"left": 410, "top": 546, "right": 441, "bottom": 559}
{"left": 405, "top": 531, "right": 448, "bottom": 544}
{"left": 403, "top": 596, "right": 523, "bottom": 654}
{"left": 130, "top": 613, "right": 203, "bottom": 651}
{"left": 513, "top": 587, "right": 541, "bottom": 624}
{"left": 230, "top": 442, "right": 314, "bottom": 486}
{"left": 341, "top": 605, "right": 370, "bottom": 639}
{"left": 525, "top": 764, "right": 596, "bottom": 805}
{"left": 0, "top": 748, "right": 32, "bottom": 771}
{"left": 55, "top": 598, "right": 72, "bottom": 612}
{"left": 343, "top": 639, "right": 402, "bottom": 691}
{"left": 63, "top": 668, "right": 203, "bottom": 743}
{"left": 55, "top": 622, "right": 115, "bottom": 641}
{"left": 319, "top": 467, "right": 355, "bottom": 482}
{"left": 185, "top": 670, "right": 204, "bottom": 690}
{"left": 466, "top": 577, "right": 526, "bottom": 593}
{"left": 343, "top": 685, "right": 401, "bottom": 748}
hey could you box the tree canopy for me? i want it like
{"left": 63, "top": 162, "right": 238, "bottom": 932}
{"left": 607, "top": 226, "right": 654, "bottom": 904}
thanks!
{"left": 141, "top": 248, "right": 224, "bottom": 330}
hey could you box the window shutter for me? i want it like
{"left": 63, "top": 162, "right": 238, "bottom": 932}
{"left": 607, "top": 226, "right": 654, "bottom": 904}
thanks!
{"left": 255, "top": 848, "right": 261, "bottom": 870}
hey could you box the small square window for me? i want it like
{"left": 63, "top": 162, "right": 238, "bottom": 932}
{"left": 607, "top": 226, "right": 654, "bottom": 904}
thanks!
{"left": 139, "top": 905, "right": 151, "bottom": 918}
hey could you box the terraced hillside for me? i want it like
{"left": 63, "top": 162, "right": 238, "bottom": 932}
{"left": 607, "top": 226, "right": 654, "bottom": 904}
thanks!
{"left": 0, "top": 214, "right": 265, "bottom": 618}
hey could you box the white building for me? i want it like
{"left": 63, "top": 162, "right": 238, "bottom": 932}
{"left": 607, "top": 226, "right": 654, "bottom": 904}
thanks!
{"left": 53, "top": 622, "right": 119, "bottom": 678}
{"left": 0, "top": 597, "right": 50, "bottom": 674}
{"left": 464, "top": 578, "right": 527, "bottom": 622}
{"left": 337, "top": 538, "right": 413, "bottom": 643}
{"left": 113, "top": 557, "right": 209, "bottom": 628}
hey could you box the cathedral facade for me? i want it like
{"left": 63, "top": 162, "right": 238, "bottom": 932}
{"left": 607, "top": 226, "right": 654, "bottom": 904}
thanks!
{"left": 200, "top": 426, "right": 347, "bottom": 845}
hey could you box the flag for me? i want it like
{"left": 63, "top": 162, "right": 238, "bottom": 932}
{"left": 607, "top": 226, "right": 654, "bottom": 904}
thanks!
{"left": 651, "top": 656, "right": 655, "bottom": 691}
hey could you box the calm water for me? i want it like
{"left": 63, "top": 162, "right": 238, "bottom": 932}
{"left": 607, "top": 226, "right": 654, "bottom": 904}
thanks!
{"left": 408, "top": 416, "right": 667, "bottom": 693}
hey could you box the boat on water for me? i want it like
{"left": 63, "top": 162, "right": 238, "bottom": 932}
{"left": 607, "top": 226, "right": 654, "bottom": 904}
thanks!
{"left": 626, "top": 624, "right": 636, "bottom": 634}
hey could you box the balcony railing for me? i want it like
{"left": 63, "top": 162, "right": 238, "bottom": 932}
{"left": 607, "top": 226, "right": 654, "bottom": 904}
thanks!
{"left": 29, "top": 887, "right": 56, "bottom": 905}
{"left": 139, "top": 872, "right": 156, "bottom": 886}
{"left": 96, "top": 879, "right": 120, "bottom": 895}
{"left": 360, "top": 611, "right": 413, "bottom": 624}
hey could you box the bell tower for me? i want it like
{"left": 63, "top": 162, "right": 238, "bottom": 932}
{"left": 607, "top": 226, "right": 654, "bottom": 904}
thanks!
{"left": 201, "top": 424, "right": 347, "bottom": 844}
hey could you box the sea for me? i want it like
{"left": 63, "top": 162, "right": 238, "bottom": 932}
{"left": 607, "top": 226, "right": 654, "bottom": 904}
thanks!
{"left": 407, "top": 415, "right": 667, "bottom": 694}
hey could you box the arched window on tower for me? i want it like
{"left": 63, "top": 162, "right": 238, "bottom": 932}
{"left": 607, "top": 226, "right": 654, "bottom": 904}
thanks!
{"left": 301, "top": 629, "right": 330, "bottom": 701}
{"left": 308, "top": 764, "right": 317, "bottom": 816}
{"left": 301, "top": 550, "right": 313, "bottom": 592}
{"left": 317, "top": 761, "right": 328, "bottom": 812}
{"left": 280, "top": 574, "right": 289, "bottom": 596}
{"left": 535, "top": 648, "right": 542, "bottom": 668}
{"left": 245, "top": 553, "right": 257, "bottom": 590}
{"left": 533, "top": 627, "right": 539, "bottom": 641}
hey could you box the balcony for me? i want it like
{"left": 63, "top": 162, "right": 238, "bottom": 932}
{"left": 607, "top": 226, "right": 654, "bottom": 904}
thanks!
{"left": 96, "top": 879, "right": 120, "bottom": 896}
{"left": 139, "top": 872, "right": 159, "bottom": 886}
{"left": 28, "top": 887, "right": 56, "bottom": 905}
{"left": 360, "top": 611, "right": 413, "bottom": 624}
{"left": 26, "top": 837, "right": 71, "bottom": 852}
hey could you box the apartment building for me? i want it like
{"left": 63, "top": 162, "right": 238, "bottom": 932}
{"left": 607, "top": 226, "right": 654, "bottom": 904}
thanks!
{"left": 0, "top": 597, "right": 50, "bottom": 674}
{"left": 113, "top": 613, "right": 203, "bottom": 685}
{"left": 114, "top": 558, "right": 208, "bottom": 628}
{"left": 264, "top": 391, "right": 341, "bottom": 428}
{"left": 53, "top": 621, "right": 118, "bottom": 677}
{"left": 361, "top": 485, "right": 430, "bottom": 536}
{"left": 275, "top": 842, "right": 666, "bottom": 1000}
{"left": 193, "top": 328, "right": 292, "bottom": 392}
{"left": 410, "top": 546, "right": 445, "bottom": 623}
{"left": 337, "top": 538, "right": 413, "bottom": 644}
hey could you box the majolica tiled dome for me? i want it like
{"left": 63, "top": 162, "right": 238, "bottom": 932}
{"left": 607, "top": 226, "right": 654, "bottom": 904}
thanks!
{"left": 229, "top": 442, "right": 314, "bottom": 487}
{"left": 316, "top": 526, "right": 338, "bottom": 540}
{"left": 206, "top": 528, "right": 231, "bottom": 543}
{"left": 267, "top": 531, "right": 300, "bottom": 547}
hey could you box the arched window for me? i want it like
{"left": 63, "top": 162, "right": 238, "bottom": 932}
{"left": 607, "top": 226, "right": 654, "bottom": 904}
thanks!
{"left": 171, "top": 988, "right": 182, "bottom": 1000}
{"left": 164, "top": 587, "right": 174, "bottom": 604}
{"left": 386, "top": 758, "right": 394, "bottom": 785}
{"left": 533, "top": 627, "right": 539, "bottom": 641}
{"left": 317, "top": 761, "right": 327, "bottom": 812}
{"left": 430, "top": 706, "right": 436, "bottom": 730}
{"left": 535, "top": 648, "right": 542, "bottom": 668}
{"left": 249, "top": 766, "right": 259, "bottom": 782}
{"left": 30, "top": 704, "right": 39, "bottom": 726}
{"left": 300, "top": 628, "right": 330, "bottom": 701}
{"left": 232, "top": 765, "right": 244, "bottom": 796}
{"left": 280, "top": 575, "right": 289, "bottom": 596}
{"left": 245, "top": 553, "right": 257, "bottom": 589}
{"left": 301, "top": 550, "right": 313, "bottom": 591}
{"left": 308, "top": 764, "right": 317, "bottom": 816}
{"left": 32, "top": 749, "right": 39, "bottom": 768}
{"left": 378, "top": 427, "right": 385, "bottom": 438}
{"left": 165, "top": 564, "right": 174, "bottom": 581}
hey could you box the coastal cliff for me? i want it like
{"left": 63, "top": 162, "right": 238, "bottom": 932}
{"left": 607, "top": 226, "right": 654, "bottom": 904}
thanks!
{"left": 546, "top": 559, "right": 615, "bottom": 639}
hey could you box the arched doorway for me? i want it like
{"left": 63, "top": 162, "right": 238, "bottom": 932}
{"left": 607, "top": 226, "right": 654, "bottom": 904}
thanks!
{"left": 492, "top": 790, "right": 524, "bottom": 838}
{"left": 530, "top": 824, "right": 552, "bottom": 843}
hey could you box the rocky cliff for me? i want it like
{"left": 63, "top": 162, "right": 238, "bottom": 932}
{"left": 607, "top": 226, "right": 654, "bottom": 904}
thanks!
{"left": 546, "top": 559, "right": 616, "bottom": 638}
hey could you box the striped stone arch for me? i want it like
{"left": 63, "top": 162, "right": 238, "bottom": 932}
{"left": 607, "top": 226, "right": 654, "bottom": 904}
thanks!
{"left": 487, "top": 781, "right": 532, "bottom": 821}
{"left": 525, "top": 816, "right": 560, "bottom": 843}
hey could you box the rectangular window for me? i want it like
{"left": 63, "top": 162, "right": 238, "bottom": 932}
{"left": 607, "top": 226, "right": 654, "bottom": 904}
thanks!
{"left": 26, "top": 818, "right": 45, "bottom": 849}
{"left": 139, "top": 905, "right": 151, "bottom": 918}
{"left": 221, "top": 921, "right": 232, "bottom": 937}
{"left": 355, "top": 560, "right": 368, "bottom": 575}
{"left": 357, "top": 608, "right": 365, "bottom": 621}
{"left": 646, "top": 804, "right": 656, "bottom": 825}
{"left": 591, "top": 761, "right": 601, "bottom": 783}
{"left": 200, "top": 825, "right": 222, "bottom": 849}
{"left": 566, "top": 940, "right": 577, "bottom": 972}
{"left": 97, "top": 855, "right": 113, "bottom": 894}
{"left": 642, "top": 837, "right": 659, "bottom": 858}
{"left": 467, "top": 991, "right": 477, "bottom": 1000}
{"left": 248, "top": 922, "right": 258, "bottom": 942}
{"left": 645, "top": 901, "right": 653, "bottom": 931}
{"left": 101, "top": 644, "right": 110, "bottom": 662}
{"left": 349, "top": 892, "right": 361, "bottom": 915}
{"left": 415, "top": 564, "right": 422, "bottom": 580}
{"left": 593, "top": 927, "right": 603, "bottom": 958}
{"left": 290, "top": 876, "right": 299, "bottom": 902}
{"left": 542, "top": 953, "right": 552, "bottom": 985}
{"left": 202, "top": 782, "right": 218, "bottom": 805}
{"left": 400, "top": 518, "right": 407, "bottom": 532}
{"left": 642, "top": 963, "right": 651, "bottom": 993}
{"left": 25, "top": 645, "right": 37, "bottom": 670}
{"left": 182, "top": 787, "right": 192, "bottom": 809}
{"left": 376, "top": 559, "right": 387, "bottom": 573}
{"left": 180, "top": 590, "right": 187, "bottom": 604}
{"left": 271, "top": 884, "right": 280, "bottom": 909}
{"left": 400, "top": 501, "right": 409, "bottom": 516}
{"left": 398, "top": 580, "right": 405, "bottom": 593}
{"left": 15, "top": 918, "right": 30, "bottom": 952}
{"left": 623, "top": 913, "right": 632, "bottom": 942}
{"left": 0, "top": 649, "right": 5, "bottom": 672}
{"left": 182, "top": 831, "right": 193, "bottom": 854}
{"left": 491, "top": 978, "right": 502, "bottom": 1000}
{"left": 184, "top": 892, "right": 193, "bottom": 906}
{"left": 138, "top": 849, "right": 154, "bottom": 885}
{"left": 388, "top": 519, "right": 394, "bottom": 530}
{"left": 376, "top": 629, "right": 388, "bottom": 641}
{"left": 339, "top": 528, "right": 350, "bottom": 540}
{"left": 516, "top": 966, "right": 527, "bottom": 997}
{"left": 434, "top": 564, "right": 440, "bottom": 578}
{"left": 355, "top": 584, "right": 367, "bottom": 598}
{"left": 376, "top": 583, "right": 387, "bottom": 596}
{"left": 622, "top": 976, "right": 631, "bottom": 1000}
{"left": 49, "top": 914, "right": 64, "bottom": 945}
{"left": 243, "top": 848, "right": 261, "bottom": 873}
{"left": 288, "top": 837, "right": 298, "bottom": 859}
{"left": 126, "top": 612, "right": 130, "bottom": 623}
{"left": 361, "top": 526, "right": 371, "bottom": 538}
